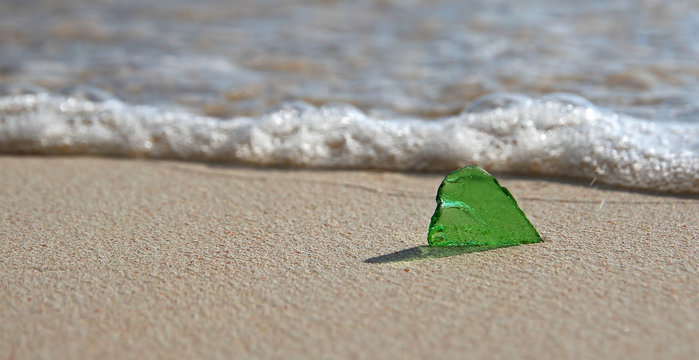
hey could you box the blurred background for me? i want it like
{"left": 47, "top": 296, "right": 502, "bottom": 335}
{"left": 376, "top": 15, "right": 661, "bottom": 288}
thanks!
{"left": 1, "top": 0, "right": 698, "bottom": 122}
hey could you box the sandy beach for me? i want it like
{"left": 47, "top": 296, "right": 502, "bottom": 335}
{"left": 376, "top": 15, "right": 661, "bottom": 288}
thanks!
{"left": 1, "top": 156, "right": 697, "bottom": 359}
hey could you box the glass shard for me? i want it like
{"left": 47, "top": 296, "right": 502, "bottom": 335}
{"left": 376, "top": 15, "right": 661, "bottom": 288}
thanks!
{"left": 428, "top": 165, "right": 541, "bottom": 247}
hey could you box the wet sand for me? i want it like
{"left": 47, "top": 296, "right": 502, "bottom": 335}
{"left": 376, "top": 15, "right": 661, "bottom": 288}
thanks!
{"left": 1, "top": 156, "right": 697, "bottom": 359}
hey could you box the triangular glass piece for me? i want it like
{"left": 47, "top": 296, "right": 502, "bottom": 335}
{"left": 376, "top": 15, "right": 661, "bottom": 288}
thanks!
{"left": 428, "top": 165, "right": 541, "bottom": 247}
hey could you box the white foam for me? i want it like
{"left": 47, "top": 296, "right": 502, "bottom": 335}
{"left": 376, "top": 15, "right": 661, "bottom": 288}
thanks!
{"left": 0, "top": 93, "right": 697, "bottom": 193}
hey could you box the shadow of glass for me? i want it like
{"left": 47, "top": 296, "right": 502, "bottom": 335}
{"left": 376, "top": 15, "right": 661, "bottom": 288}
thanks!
{"left": 364, "top": 244, "right": 509, "bottom": 263}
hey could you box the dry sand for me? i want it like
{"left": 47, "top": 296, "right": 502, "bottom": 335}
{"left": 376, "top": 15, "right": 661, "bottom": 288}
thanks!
{"left": 1, "top": 156, "right": 697, "bottom": 359}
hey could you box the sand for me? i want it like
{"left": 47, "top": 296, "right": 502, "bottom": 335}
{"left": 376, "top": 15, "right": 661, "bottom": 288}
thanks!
{"left": 1, "top": 156, "right": 697, "bottom": 359}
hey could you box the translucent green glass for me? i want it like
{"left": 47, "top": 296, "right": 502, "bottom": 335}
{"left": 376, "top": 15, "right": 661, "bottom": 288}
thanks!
{"left": 427, "top": 166, "right": 541, "bottom": 247}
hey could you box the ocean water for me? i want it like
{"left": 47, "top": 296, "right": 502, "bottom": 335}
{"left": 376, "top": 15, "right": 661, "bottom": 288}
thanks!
{"left": 0, "top": 0, "right": 697, "bottom": 193}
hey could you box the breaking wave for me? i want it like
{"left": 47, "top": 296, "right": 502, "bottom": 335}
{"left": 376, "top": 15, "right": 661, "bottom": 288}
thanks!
{"left": 0, "top": 90, "right": 697, "bottom": 193}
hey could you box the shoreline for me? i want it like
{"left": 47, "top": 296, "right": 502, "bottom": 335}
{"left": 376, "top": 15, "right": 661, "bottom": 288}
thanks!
{"left": 1, "top": 156, "right": 697, "bottom": 359}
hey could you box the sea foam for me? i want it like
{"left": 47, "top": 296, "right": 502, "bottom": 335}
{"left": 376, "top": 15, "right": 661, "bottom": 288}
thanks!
{"left": 0, "top": 91, "right": 696, "bottom": 193}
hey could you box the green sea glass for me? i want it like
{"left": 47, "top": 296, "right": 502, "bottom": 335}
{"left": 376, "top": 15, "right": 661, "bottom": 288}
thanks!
{"left": 427, "top": 165, "right": 541, "bottom": 247}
